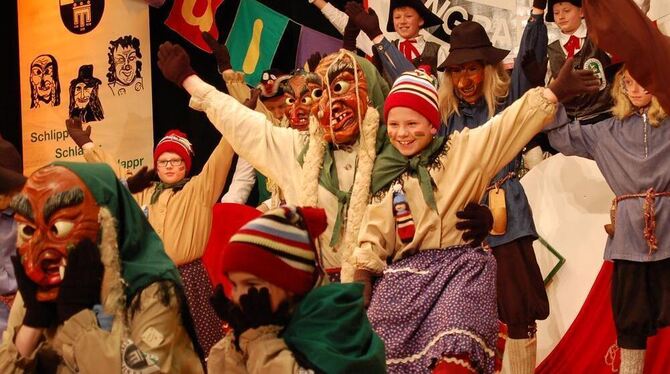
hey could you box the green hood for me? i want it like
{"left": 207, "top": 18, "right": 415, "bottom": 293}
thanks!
{"left": 54, "top": 162, "right": 181, "bottom": 300}
{"left": 353, "top": 54, "right": 389, "bottom": 120}
{"left": 283, "top": 283, "right": 386, "bottom": 374}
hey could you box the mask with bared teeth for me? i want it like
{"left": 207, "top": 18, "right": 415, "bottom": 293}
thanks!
{"left": 315, "top": 52, "right": 369, "bottom": 145}
{"left": 284, "top": 70, "right": 323, "bottom": 132}
{"left": 11, "top": 165, "right": 100, "bottom": 302}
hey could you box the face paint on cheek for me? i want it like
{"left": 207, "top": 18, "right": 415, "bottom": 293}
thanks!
{"left": 412, "top": 131, "right": 429, "bottom": 138}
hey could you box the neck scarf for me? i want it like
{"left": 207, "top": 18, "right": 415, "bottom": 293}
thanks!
{"left": 150, "top": 178, "right": 190, "bottom": 204}
{"left": 319, "top": 146, "right": 356, "bottom": 246}
{"left": 371, "top": 136, "right": 446, "bottom": 211}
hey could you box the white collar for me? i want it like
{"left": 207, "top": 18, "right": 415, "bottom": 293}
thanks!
{"left": 398, "top": 34, "right": 425, "bottom": 44}
{"left": 559, "top": 21, "right": 587, "bottom": 45}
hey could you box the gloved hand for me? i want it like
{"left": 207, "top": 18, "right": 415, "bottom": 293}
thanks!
{"left": 126, "top": 166, "right": 156, "bottom": 194}
{"left": 456, "top": 202, "right": 494, "bottom": 247}
{"left": 66, "top": 118, "right": 92, "bottom": 148}
{"left": 57, "top": 239, "right": 104, "bottom": 324}
{"left": 353, "top": 268, "right": 374, "bottom": 308}
{"left": 532, "top": 0, "right": 547, "bottom": 10}
{"left": 157, "top": 41, "right": 197, "bottom": 86}
{"left": 11, "top": 256, "right": 57, "bottom": 328}
{"left": 345, "top": 2, "right": 382, "bottom": 41}
{"left": 243, "top": 88, "right": 261, "bottom": 109}
{"left": 521, "top": 50, "right": 548, "bottom": 88}
{"left": 202, "top": 32, "right": 232, "bottom": 73}
{"left": 227, "top": 287, "right": 291, "bottom": 349}
{"left": 343, "top": 16, "right": 361, "bottom": 51}
{"left": 209, "top": 284, "right": 232, "bottom": 322}
{"left": 306, "top": 52, "right": 322, "bottom": 73}
{"left": 548, "top": 57, "right": 601, "bottom": 103}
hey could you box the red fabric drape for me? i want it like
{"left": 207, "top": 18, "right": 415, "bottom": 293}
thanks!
{"left": 536, "top": 261, "right": 670, "bottom": 373}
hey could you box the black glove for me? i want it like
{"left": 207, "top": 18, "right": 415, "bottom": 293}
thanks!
{"left": 345, "top": 2, "right": 382, "bottom": 41}
{"left": 66, "top": 118, "right": 92, "bottom": 148}
{"left": 227, "top": 287, "right": 291, "bottom": 349}
{"left": 353, "top": 269, "right": 374, "bottom": 308}
{"left": 57, "top": 239, "right": 104, "bottom": 324}
{"left": 209, "top": 284, "right": 232, "bottom": 322}
{"left": 243, "top": 88, "right": 261, "bottom": 109}
{"left": 157, "top": 41, "right": 197, "bottom": 86}
{"left": 548, "top": 57, "right": 601, "bottom": 103}
{"left": 202, "top": 32, "right": 232, "bottom": 73}
{"left": 306, "top": 52, "right": 322, "bottom": 73}
{"left": 532, "top": 0, "right": 547, "bottom": 10}
{"left": 343, "top": 16, "right": 361, "bottom": 51}
{"left": 126, "top": 166, "right": 156, "bottom": 194}
{"left": 11, "top": 256, "right": 57, "bottom": 328}
{"left": 521, "top": 50, "right": 548, "bottom": 88}
{"left": 456, "top": 202, "right": 494, "bottom": 247}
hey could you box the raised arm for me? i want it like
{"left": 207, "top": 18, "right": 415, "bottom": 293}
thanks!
{"left": 583, "top": 0, "right": 670, "bottom": 113}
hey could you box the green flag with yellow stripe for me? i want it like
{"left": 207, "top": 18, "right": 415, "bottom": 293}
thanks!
{"left": 226, "top": 0, "right": 289, "bottom": 86}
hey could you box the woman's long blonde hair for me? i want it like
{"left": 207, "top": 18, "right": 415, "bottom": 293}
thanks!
{"left": 438, "top": 62, "right": 510, "bottom": 121}
{"left": 611, "top": 66, "right": 667, "bottom": 126}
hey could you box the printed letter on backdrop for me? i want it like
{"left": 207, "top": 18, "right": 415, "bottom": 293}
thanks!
{"left": 18, "top": 0, "right": 154, "bottom": 175}
{"left": 165, "top": 0, "right": 224, "bottom": 52}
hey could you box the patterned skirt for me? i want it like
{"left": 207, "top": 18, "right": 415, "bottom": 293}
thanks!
{"left": 178, "top": 259, "right": 224, "bottom": 362}
{"left": 367, "top": 245, "right": 499, "bottom": 373}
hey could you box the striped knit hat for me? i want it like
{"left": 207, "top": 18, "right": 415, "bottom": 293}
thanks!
{"left": 153, "top": 130, "right": 194, "bottom": 174}
{"left": 384, "top": 69, "right": 440, "bottom": 129}
{"left": 221, "top": 205, "right": 327, "bottom": 295}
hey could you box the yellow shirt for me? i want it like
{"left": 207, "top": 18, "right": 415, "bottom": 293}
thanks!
{"left": 352, "top": 88, "right": 557, "bottom": 274}
{"left": 83, "top": 138, "right": 234, "bottom": 265}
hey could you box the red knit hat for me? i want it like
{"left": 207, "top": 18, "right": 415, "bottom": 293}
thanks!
{"left": 384, "top": 69, "right": 441, "bottom": 129}
{"left": 221, "top": 205, "right": 327, "bottom": 296}
{"left": 153, "top": 130, "right": 194, "bottom": 174}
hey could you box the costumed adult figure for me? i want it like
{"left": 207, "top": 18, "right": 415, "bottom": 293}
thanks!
{"left": 0, "top": 136, "right": 25, "bottom": 340}
{"left": 350, "top": 60, "right": 600, "bottom": 372}
{"left": 156, "top": 40, "right": 389, "bottom": 283}
{"left": 435, "top": 20, "right": 552, "bottom": 373}
{"left": 545, "top": 62, "right": 670, "bottom": 374}
{"left": 206, "top": 204, "right": 387, "bottom": 373}
{"left": 0, "top": 162, "right": 202, "bottom": 373}
{"left": 65, "top": 121, "right": 235, "bottom": 363}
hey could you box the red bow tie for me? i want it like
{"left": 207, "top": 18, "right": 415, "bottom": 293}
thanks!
{"left": 564, "top": 35, "right": 580, "bottom": 58}
{"left": 399, "top": 39, "right": 420, "bottom": 61}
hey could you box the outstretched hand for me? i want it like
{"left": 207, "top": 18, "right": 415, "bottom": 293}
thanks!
{"left": 157, "top": 41, "right": 196, "bottom": 86}
{"left": 548, "top": 57, "right": 601, "bottom": 103}
{"left": 202, "top": 32, "right": 232, "bottom": 73}
{"left": 126, "top": 166, "right": 156, "bottom": 194}
{"left": 243, "top": 88, "right": 261, "bottom": 109}
{"left": 66, "top": 118, "right": 92, "bottom": 148}
{"left": 345, "top": 2, "right": 382, "bottom": 40}
{"left": 456, "top": 202, "right": 493, "bottom": 247}
{"left": 226, "top": 287, "right": 291, "bottom": 349}
{"left": 343, "top": 16, "right": 361, "bottom": 51}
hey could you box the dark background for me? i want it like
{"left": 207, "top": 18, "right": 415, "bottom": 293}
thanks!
{"left": 1, "top": 0, "right": 354, "bottom": 177}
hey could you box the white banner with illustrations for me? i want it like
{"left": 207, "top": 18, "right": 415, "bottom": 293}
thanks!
{"left": 18, "top": 0, "right": 153, "bottom": 175}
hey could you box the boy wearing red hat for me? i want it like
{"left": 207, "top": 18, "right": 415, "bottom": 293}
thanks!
{"left": 207, "top": 205, "right": 386, "bottom": 373}
{"left": 65, "top": 121, "right": 234, "bottom": 363}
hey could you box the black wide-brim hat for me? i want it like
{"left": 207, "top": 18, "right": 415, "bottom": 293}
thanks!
{"left": 438, "top": 21, "right": 510, "bottom": 70}
{"left": 70, "top": 64, "right": 102, "bottom": 86}
{"left": 546, "top": 0, "right": 582, "bottom": 22}
{"left": 0, "top": 136, "right": 26, "bottom": 193}
{"left": 386, "top": 0, "right": 444, "bottom": 33}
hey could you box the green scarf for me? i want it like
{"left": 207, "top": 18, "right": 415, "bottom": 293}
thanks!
{"left": 319, "top": 146, "right": 354, "bottom": 246}
{"left": 371, "top": 136, "right": 446, "bottom": 211}
{"left": 55, "top": 162, "right": 182, "bottom": 300}
{"left": 150, "top": 178, "right": 190, "bottom": 204}
{"left": 283, "top": 283, "right": 386, "bottom": 374}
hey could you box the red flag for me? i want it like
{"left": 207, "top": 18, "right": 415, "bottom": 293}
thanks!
{"left": 165, "top": 0, "right": 224, "bottom": 52}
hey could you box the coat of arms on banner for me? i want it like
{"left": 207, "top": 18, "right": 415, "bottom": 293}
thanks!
{"left": 60, "top": 0, "right": 105, "bottom": 34}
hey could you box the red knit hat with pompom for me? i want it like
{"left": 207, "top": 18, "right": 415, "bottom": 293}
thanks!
{"left": 153, "top": 130, "right": 194, "bottom": 174}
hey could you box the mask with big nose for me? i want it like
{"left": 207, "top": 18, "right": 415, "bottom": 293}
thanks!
{"left": 11, "top": 165, "right": 100, "bottom": 302}
{"left": 315, "top": 52, "right": 369, "bottom": 145}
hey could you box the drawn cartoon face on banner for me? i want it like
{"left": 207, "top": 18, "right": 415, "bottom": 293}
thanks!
{"left": 11, "top": 165, "right": 100, "bottom": 302}
{"left": 315, "top": 53, "right": 368, "bottom": 145}
{"left": 69, "top": 64, "right": 104, "bottom": 123}
{"left": 30, "top": 54, "right": 61, "bottom": 108}
{"left": 107, "top": 35, "right": 143, "bottom": 95}
{"left": 284, "top": 70, "right": 323, "bottom": 132}
{"left": 59, "top": 0, "right": 105, "bottom": 35}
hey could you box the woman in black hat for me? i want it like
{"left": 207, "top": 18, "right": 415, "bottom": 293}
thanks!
{"left": 68, "top": 64, "right": 104, "bottom": 123}
{"left": 437, "top": 18, "right": 552, "bottom": 374}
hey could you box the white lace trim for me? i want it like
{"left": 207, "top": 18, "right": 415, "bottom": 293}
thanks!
{"left": 383, "top": 267, "right": 430, "bottom": 275}
{"left": 438, "top": 356, "right": 476, "bottom": 372}
{"left": 386, "top": 328, "right": 496, "bottom": 366}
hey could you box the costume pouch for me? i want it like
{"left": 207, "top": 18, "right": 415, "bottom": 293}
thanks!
{"left": 488, "top": 187, "right": 507, "bottom": 236}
